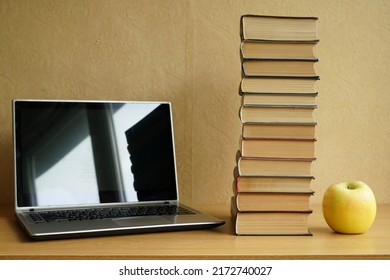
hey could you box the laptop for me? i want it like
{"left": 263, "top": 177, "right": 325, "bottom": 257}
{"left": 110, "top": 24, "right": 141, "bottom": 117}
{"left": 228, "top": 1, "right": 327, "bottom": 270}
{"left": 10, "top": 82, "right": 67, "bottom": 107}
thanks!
{"left": 13, "top": 99, "right": 224, "bottom": 240}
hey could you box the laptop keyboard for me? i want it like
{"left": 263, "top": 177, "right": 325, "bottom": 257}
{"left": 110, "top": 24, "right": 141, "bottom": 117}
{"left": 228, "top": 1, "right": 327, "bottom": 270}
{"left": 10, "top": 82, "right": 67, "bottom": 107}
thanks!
{"left": 28, "top": 205, "right": 195, "bottom": 223}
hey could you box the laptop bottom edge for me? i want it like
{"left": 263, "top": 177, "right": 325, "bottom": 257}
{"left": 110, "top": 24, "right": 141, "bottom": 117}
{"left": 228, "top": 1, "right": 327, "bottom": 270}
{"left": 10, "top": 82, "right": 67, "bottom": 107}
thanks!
{"left": 16, "top": 214, "right": 225, "bottom": 241}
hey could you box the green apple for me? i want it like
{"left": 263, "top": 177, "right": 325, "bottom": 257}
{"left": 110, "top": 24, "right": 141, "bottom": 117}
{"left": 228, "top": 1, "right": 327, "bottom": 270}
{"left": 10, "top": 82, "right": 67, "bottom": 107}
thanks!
{"left": 322, "top": 181, "right": 376, "bottom": 234}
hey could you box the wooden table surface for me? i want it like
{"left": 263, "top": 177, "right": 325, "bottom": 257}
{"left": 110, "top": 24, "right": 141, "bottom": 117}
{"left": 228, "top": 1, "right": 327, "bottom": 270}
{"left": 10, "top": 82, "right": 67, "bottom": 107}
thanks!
{"left": 1, "top": 203, "right": 389, "bottom": 260}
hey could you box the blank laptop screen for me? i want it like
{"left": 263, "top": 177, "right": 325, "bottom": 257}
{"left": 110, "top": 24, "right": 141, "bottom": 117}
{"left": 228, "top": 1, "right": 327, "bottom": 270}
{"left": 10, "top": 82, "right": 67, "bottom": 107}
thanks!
{"left": 14, "top": 101, "right": 178, "bottom": 208}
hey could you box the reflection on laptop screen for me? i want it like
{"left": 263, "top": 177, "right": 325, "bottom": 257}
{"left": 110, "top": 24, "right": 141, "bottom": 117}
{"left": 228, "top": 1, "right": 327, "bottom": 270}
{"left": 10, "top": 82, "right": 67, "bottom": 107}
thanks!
{"left": 14, "top": 101, "right": 178, "bottom": 208}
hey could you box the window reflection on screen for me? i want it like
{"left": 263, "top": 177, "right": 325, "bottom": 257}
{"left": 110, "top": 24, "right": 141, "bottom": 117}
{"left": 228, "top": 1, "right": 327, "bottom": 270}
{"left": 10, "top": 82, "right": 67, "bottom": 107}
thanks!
{"left": 111, "top": 103, "right": 160, "bottom": 202}
{"left": 15, "top": 101, "right": 173, "bottom": 207}
{"left": 35, "top": 136, "right": 99, "bottom": 206}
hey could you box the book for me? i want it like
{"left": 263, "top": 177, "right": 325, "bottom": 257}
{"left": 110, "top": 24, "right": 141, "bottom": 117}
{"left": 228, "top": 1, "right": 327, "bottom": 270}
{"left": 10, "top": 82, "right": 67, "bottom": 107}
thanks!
{"left": 233, "top": 210, "right": 312, "bottom": 236}
{"left": 240, "top": 77, "right": 317, "bottom": 95}
{"left": 237, "top": 157, "right": 313, "bottom": 177}
{"left": 242, "top": 122, "right": 316, "bottom": 140}
{"left": 242, "top": 93, "right": 317, "bottom": 106}
{"left": 236, "top": 176, "right": 313, "bottom": 193}
{"left": 241, "top": 41, "right": 317, "bottom": 60}
{"left": 239, "top": 105, "right": 316, "bottom": 124}
{"left": 240, "top": 138, "right": 315, "bottom": 159}
{"left": 241, "top": 15, "right": 318, "bottom": 42}
{"left": 242, "top": 59, "right": 318, "bottom": 78}
{"left": 235, "top": 192, "right": 313, "bottom": 212}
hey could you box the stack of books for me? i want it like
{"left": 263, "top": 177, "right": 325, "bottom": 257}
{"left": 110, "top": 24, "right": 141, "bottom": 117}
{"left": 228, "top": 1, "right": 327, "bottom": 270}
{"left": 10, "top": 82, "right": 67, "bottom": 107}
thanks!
{"left": 232, "top": 15, "right": 319, "bottom": 236}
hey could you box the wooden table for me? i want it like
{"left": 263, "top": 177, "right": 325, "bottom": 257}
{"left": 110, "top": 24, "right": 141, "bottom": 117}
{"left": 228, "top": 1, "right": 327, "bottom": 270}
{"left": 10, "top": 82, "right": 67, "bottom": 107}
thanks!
{"left": 0, "top": 204, "right": 389, "bottom": 259}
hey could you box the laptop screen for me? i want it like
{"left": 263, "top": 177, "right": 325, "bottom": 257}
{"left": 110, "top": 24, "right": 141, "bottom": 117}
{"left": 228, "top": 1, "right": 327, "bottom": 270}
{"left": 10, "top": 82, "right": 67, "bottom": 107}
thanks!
{"left": 13, "top": 100, "right": 178, "bottom": 208}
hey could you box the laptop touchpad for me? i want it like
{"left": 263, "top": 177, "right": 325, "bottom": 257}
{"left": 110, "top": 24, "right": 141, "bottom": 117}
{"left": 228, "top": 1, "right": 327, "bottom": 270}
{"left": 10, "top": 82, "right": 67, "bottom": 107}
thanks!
{"left": 113, "top": 216, "right": 171, "bottom": 227}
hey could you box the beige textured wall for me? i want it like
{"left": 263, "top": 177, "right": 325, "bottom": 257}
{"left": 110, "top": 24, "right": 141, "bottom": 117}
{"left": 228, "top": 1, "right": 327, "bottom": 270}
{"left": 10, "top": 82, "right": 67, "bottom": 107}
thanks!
{"left": 1, "top": 0, "right": 390, "bottom": 206}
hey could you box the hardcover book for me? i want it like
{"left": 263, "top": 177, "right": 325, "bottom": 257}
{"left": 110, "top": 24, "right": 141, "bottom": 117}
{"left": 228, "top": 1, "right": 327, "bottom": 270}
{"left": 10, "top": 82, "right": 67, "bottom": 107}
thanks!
{"left": 242, "top": 123, "right": 316, "bottom": 140}
{"left": 241, "top": 15, "right": 318, "bottom": 42}
{"left": 242, "top": 59, "right": 318, "bottom": 78}
{"left": 240, "top": 77, "right": 318, "bottom": 95}
{"left": 241, "top": 41, "right": 317, "bottom": 60}
{"left": 236, "top": 176, "right": 314, "bottom": 193}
